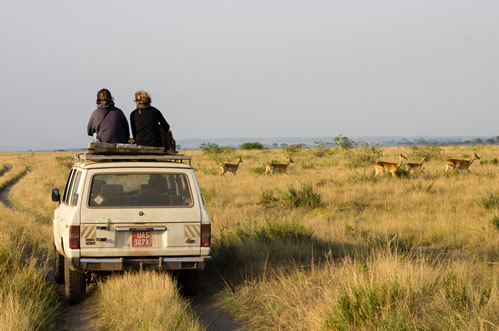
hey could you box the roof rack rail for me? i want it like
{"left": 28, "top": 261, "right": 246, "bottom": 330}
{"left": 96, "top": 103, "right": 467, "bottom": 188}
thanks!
{"left": 75, "top": 153, "right": 192, "bottom": 165}
{"left": 76, "top": 142, "right": 192, "bottom": 165}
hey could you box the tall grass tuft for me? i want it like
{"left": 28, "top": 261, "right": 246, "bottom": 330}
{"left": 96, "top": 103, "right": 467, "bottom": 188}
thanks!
{"left": 0, "top": 241, "right": 62, "bottom": 330}
{"left": 97, "top": 271, "right": 203, "bottom": 330}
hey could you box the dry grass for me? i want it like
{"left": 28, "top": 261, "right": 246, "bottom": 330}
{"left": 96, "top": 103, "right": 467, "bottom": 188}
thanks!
{"left": 96, "top": 271, "right": 203, "bottom": 330}
{"left": 0, "top": 238, "right": 61, "bottom": 330}
{"left": 0, "top": 153, "right": 65, "bottom": 330}
{"left": 0, "top": 146, "right": 497, "bottom": 330}
{"left": 191, "top": 145, "right": 498, "bottom": 330}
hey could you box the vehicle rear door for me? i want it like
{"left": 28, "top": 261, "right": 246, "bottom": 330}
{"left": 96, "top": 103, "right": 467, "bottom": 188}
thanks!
{"left": 79, "top": 168, "right": 202, "bottom": 257}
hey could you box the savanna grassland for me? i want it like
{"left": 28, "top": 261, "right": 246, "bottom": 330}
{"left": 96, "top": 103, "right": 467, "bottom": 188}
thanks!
{"left": 0, "top": 145, "right": 497, "bottom": 330}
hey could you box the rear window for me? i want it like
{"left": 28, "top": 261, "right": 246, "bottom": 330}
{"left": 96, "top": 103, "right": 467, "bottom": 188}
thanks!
{"left": 88, "top": 173, "right": 192, "bottom": 207}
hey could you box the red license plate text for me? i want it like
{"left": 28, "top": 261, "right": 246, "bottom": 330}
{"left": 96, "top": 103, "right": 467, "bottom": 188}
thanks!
{"left": 132, "top": 231, "right": 151, "bottom": 247}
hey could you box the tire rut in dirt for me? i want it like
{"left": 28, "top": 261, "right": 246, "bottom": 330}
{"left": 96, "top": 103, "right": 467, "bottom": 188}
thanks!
{"left": 191, "top": 290, "right": 246, "bottom": 331}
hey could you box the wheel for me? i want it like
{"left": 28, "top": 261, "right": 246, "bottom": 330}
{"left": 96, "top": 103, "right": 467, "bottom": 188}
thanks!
{"left": 178, "top": 270, "right": 199, "bottom": 296}
{"left": 64, "top": 257, "right": 86, "bottom": 304}
{"left": 54, "top": 245, "right": 64, "bottom": 284}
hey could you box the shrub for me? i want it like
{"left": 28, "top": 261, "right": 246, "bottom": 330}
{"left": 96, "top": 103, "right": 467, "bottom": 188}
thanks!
{"left": 200, "top": 143, "right": 234, "bottom": 162}
{"left": 281, "top": 184, "right": 323, "bottom": 209}
{"left": 346, "top": 142, "right": 383, "bottom": 168}
{"left": 410, "top": 145, "right": 443, "bottom": 161}
{"left": 284, "top": 144, "right": 303, "bottom": 154}
{"left": 394, "top": 167, "right": 410, "bottom": 178}
{"left": 240, "top": 142, "right": 264, "bottom": 150}
{"left": 250, "top": 165, "right": 267, "bottom": 175}
{"left": 258, "top": 189, "right": 280, "bottom": 206}
{"left": 491, "top": 215, "right": 499, "bottom": 230}
{"left": 200, "top": 142, "right": 222, "bottom": 154}
{"left": 313, "top": 140, "right": 332, "bottom": 157}
{"left": 249, "top": 164, "right": 267, "bottom": 175}
{"left": 334, "top": 134, "right": 356, "bottom": 150}
{"left": 480, "top": 193, "right": 499, "bottom": 209}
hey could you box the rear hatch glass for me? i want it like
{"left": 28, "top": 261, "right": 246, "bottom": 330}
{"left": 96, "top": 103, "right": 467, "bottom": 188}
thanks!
{"left": 89, "top": 173, "right": 192, "bottom": 207}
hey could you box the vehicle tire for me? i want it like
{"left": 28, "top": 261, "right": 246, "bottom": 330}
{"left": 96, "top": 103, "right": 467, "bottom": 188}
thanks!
{"left": 54, "top": 245, "right": 64, "bottom": 284}
{"left": 179, "top": 270, "right": 199, "bottom": 296}
{"left": 64, "top": 257, "right": 86, "bottom": 304}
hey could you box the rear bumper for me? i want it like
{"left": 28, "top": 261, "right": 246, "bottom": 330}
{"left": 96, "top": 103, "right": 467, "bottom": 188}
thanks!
{"left": 71, "top": 256, "right": 212, "bottom": 271}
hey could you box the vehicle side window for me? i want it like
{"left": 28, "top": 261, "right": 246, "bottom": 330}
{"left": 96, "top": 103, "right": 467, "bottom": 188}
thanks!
{"left": 70, "top": 171, "right": 82, "bottom": 206}
{"left": 62, "top": 169, "right": 76, "bottom": 204}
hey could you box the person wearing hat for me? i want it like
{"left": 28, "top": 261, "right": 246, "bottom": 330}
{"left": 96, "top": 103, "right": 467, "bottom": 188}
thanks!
{"left": 130, "top": 90, "right": 171, "bottom": 149}
{"left": 87, "top": 88, "right": 130, "bottom": 143}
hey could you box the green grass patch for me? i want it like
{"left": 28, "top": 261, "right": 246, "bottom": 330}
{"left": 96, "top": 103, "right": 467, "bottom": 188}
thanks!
{"left": 281, "top": 184, "right": 323, "bottom": 209}
{"left": 200, "top": 187, "right": 216, "bottom": 204}
{"left": 250, "top": 165, "right": 267, "bottom": 175}
{"left": 490, "top": 215, "right": 499, "bottom": 230}
{"left": 258, "top": 189, "right": 280, "bottom": 206}
{"left": 480, "top": 192, "right": 499, "bottom": 209}
{"left": 325, "top": 282, "right": 417, "bottom": 330}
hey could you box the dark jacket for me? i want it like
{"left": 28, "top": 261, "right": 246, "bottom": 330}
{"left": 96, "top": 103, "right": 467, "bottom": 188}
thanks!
{"left": 130, "top": 106, "right": 170, "bottom": 147}
{"left": 87, "top": 101, "right": 130, "bottom": 143}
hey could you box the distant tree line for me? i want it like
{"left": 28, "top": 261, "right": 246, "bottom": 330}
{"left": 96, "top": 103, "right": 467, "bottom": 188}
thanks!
{"left": 198, "top": 135, "right": 499, "bottom": 151}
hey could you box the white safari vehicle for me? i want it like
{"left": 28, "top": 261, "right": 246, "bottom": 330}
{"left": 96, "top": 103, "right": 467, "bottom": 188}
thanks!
{"left": 52, "top": 150, "right": 211, "bottom": 303}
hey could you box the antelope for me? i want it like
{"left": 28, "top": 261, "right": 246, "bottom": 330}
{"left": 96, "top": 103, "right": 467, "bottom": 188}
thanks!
{"left": 220, "top": 157, "right": 243, "bottom": 176}
{"left": 374, "top": 154, "right": 408, "bottom": 178}
{"left": 445, "top": 152, "right": 480, "bottom": 175}
{"left": 265, "top": 157, "right": 294, "bottom": 175}
{"left": 406, "top": 157, "right": 428, "bottom": 172}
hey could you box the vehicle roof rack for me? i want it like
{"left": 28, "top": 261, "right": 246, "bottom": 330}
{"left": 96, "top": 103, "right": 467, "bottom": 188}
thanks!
{"left": 76, "top": 142, "right": 192, "bottom": 165}
{"left": 75, "top": 154, "right": 191, "bottom": 164}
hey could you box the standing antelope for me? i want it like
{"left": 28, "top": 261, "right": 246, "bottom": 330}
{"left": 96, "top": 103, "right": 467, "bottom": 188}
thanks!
{"left": 265, "top": 157, "right": 294, "bottom": 175}
{"left": 374, "top": 154, "right": 408, "bottom": 178}
{"left": 406, "top": 157, "right": 428, "bottom": 172}
{"left": 220, "top": 157, "right": 243, "bottom": 176}
{"left": 445, "top": 152, "right": 480, "bottom": 175}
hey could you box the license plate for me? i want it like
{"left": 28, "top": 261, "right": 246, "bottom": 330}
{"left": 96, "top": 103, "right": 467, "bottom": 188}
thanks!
{"left": 132, "top": 231, "right": 151, "bottom": 247}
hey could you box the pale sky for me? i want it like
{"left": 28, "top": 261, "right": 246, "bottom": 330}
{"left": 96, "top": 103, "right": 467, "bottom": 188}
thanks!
{"left": 0, "top": 1, "right": 498, "bottom": 151}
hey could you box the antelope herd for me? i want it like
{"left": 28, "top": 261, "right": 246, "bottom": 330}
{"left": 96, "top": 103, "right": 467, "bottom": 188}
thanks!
{"left": 218, "top": 152, "right": 481, "bottom": 177}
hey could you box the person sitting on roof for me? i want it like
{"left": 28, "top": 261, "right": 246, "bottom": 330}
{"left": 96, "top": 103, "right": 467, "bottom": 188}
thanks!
{"left": 87, "top": 88, "right": 130, "bottom": 143}
{"left": 130, "top": 90, "right": 171, "bottom": 150}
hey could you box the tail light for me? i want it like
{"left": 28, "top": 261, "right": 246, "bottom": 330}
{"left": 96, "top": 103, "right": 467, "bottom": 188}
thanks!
{"left": 69, "top": 225, "right": 80, "bottom": 249}
{"left": 201, "top": 224, "right": 211, "bottom": 247}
